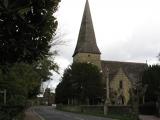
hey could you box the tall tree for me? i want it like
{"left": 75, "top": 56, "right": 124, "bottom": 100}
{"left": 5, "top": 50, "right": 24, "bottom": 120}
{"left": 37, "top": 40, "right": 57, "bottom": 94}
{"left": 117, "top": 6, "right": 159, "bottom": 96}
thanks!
{"left": 0, "top": 0, "right": 60, "bottom": 96}
{"left": 55, "top": 68, "right": 74, "bottom": 104}
{"left": 0, "top": 0, "right": 60, "bottom": 119}
{"left": 56, "top": 63, "right": 103, "bottom": 105}
{"left": 142, "top": 65, "right": 160, "bottom": 102}
{"left": 0, "top": 0, "right": 60, "bottom": 65}
{"left": 157, "top": 53, "right": 160, "bottom": 61}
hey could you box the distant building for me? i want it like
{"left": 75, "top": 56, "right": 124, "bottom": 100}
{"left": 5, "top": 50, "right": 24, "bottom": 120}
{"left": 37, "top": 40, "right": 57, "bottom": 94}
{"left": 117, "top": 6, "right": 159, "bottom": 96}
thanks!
{"left": 43, "top": 88, "right": 55, "bottom": 106}
{"left": 73, "top": 0, "right": 147, "bottom": 105}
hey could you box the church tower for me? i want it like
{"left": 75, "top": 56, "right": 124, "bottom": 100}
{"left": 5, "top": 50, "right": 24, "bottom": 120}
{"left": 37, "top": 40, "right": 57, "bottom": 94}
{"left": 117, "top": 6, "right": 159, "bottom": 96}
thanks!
{"left": 73, "top": 0, "right": 101, "bottom": 69}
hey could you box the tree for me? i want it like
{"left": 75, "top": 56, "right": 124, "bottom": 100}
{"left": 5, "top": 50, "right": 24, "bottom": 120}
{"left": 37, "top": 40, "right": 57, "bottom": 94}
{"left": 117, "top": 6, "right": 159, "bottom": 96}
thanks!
{"left": 0, "top": 63, "right": 40, "bottom": 119}
{"left": 157, "top": 53, "right": 160, "bottom": 117}
{"left": 157, "top": 53, "right": 160, "bottom": 61}
{"left": 56, "top": 63, "right": 103, "bottom": 105}
{"left": 142, "top": 65, "right": 160, "bottom": 102}
{"left": 55, "top": 68, "right": 73, "bottom": 104}
{"left": 0, "top": 0, "right": 60, "bottom": 98}
{"left": 0, "top": 0, "right": 60, "bottom": 65}
{"left": 0, "top": 0, "right": 60, "bottom": 119}
{"left": 141, "top": 54, "right": 160, "bottom": 117}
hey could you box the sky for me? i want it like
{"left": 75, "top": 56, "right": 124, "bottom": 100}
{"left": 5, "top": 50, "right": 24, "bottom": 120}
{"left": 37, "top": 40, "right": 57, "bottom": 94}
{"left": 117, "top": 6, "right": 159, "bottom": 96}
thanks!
{"left": 43, "top": 0, "right": 160, "bottom": 91}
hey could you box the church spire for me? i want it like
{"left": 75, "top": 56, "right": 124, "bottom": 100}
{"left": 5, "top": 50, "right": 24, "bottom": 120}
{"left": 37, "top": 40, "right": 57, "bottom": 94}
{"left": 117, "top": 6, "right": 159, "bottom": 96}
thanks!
{"left": 73, "top": 0, "right": 101, "bottom": 57}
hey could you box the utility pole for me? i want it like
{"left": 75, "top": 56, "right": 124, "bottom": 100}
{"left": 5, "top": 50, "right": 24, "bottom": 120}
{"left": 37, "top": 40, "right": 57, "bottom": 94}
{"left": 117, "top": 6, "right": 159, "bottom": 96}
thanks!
{"left": 0, "top": 89, "right": 7, "bottom": 104}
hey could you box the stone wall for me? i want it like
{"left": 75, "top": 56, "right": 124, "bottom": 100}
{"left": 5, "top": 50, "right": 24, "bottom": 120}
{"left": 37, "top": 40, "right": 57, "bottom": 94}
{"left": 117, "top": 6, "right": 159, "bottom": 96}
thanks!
{"left": 56, "top": 104, "right": 81, "bottom": 112}
{"left": 108, "top": 105, "right": 132, "bottom": 114}
{"left": 73, "top": 53, "right": 101, "bottom": 69}
{"left": 56, "top": 104, "right": 132, "bottom": 115}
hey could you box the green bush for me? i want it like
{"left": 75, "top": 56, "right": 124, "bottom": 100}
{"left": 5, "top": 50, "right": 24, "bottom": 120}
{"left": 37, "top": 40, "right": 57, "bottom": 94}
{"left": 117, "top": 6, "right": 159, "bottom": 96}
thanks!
{"left": 0, "top": 105, "right": 24, "bottom": 120}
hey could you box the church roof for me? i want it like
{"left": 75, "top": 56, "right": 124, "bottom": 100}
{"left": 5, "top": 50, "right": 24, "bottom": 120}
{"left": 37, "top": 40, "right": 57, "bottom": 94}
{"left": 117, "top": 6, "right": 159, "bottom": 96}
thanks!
{"left": 73, "top": 0, "right": 101, "bottom": 57}
{"left": 101, "top": 60, "right": 147, "bottom": 83}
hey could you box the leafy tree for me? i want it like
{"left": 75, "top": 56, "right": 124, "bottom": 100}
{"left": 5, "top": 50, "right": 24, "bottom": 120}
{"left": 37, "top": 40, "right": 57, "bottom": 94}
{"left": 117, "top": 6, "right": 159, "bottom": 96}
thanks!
{"left": 0, "top": 0, "right": 60, "bottom": 65}
{"left": 35, "top": 56, "right": 59, "bottom": 82}
{"left": 157, "top": 53, "right": 160, "bottom": 117}
{"left": 55, "top": 68, "right": 73, "bottom": 104}
{"left": 0, "top": 63, "right": 39, "bottom": 119}
{"left": 142, "top": 65, "right": 160, "bottom": 102}
{"left": 0, "top": 0, "right": 60, "bottom": 98}
{"left": 157, "top": 53, "right": 160, "bottom": 61}
{"left": 0, "top": 0, "right": 60, "bottom": 119}
{"left": 56, "top": 63, "right": 103, "bottom": 105}
{"left": 0, "top": 59, "right": 58, "bottom": 119}
{"left": 0, "top": 63, "right": 39, "bottom": 103}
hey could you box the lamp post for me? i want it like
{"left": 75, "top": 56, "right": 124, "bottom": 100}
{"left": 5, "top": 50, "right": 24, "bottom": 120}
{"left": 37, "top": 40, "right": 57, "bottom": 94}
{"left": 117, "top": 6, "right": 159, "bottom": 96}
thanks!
{"left": 104, "top": 68, "right": 109, "bottom": 115}
{"left": 0, "top": 89, "right": 6, "bottom": 104}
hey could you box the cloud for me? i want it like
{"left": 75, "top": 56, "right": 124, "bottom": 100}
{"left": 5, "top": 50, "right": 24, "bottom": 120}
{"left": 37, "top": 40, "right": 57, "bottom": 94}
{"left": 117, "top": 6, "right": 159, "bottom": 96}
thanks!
{"left": 100, "top": 21, "right": 160, "bottom": 64}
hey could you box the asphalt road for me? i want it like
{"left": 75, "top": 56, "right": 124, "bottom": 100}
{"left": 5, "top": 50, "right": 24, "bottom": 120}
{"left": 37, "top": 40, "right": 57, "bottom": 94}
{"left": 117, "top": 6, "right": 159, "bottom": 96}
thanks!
{"left": 34, "top": 106, "right": 116, "bottom": 120}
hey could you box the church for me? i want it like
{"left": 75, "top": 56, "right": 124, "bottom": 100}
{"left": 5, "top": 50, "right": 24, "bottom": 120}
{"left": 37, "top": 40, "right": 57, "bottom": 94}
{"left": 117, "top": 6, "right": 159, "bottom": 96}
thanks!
{"left": 72, "top": 0, "right": 147, "bottom": 105}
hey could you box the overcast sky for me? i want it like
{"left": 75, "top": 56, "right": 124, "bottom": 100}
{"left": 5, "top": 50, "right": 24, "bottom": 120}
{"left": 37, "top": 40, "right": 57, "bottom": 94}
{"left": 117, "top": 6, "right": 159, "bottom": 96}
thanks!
{"left": 43, "top": 0, "right": 160, "bottom": 90}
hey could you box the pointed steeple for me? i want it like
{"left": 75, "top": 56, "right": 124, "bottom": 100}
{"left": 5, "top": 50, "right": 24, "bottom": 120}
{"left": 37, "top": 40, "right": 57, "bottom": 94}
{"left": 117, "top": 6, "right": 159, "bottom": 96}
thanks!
{"left": 73, "top": 0, "right": 101, "bottom": 57}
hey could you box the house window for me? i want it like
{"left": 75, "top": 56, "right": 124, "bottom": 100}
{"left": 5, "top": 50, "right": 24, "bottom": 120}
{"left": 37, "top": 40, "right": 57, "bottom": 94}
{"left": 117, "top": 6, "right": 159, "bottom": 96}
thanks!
{"left": 119, "top": 80, "right": 123, "bottom": 89}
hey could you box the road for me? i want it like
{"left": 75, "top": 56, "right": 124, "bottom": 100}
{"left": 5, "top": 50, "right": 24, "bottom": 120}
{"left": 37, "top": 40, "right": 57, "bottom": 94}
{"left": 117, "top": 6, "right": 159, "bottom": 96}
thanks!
{"left": 34, "top": 106, "right": 116, "bottom": 120}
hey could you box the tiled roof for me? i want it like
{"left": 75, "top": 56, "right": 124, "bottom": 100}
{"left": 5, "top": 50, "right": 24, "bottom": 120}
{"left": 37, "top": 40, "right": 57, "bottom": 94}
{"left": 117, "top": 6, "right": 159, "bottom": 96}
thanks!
{"left": 101, "top": 60, "right": 147, "bottom": 83}
{"left": 73, "top": 0, "right": 101, "bottom": 57}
